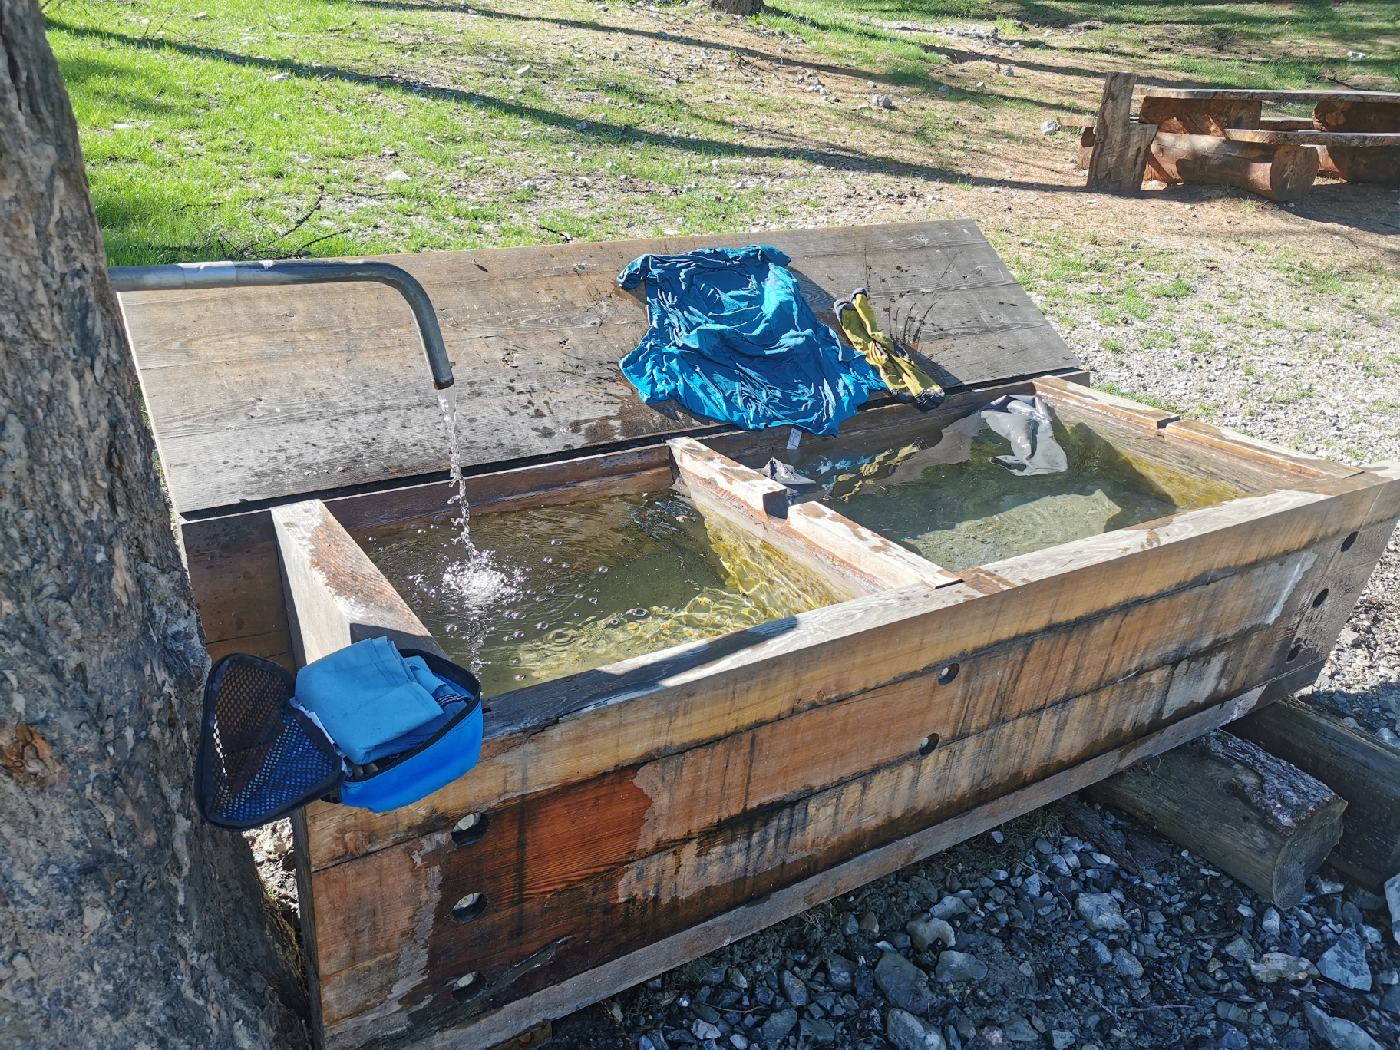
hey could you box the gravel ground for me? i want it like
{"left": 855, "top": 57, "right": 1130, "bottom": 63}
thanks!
{"left": 604, "top": 802, "right": 1400, "bottom": 1050}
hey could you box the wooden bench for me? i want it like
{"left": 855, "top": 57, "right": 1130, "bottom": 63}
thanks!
{"left": 1083, "top": 78, "right": 1400, "bottom": 198}
{"left": 1141, "top": 87, "right": 1400, "bottom": 188}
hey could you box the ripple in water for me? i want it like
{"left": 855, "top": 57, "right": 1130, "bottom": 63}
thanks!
{"left": 357, "top": 491, "right": 832, "bottom": 697}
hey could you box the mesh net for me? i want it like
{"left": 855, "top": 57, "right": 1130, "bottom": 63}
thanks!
{"left": 197, "top": 654, "right": 341, "bottom": 829}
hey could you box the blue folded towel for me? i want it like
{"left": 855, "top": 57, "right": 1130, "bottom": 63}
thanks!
{"left": 296, "top": 638, "right": 457, "bottom": 765}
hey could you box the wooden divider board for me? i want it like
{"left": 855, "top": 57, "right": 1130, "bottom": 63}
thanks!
{"left": 118, "top": 221, "right": 1080, "bottom": 515}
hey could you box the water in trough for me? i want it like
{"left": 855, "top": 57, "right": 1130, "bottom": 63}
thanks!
{"left": 357, "top": 489, "right": 835, "bottom": 697}
{"left": 770, "top": 408, "right": 1244, "bottom": 571}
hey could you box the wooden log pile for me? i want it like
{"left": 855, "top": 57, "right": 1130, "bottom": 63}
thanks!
{"left": 1083, "top": 76, "right": 1400, "bottom": 198}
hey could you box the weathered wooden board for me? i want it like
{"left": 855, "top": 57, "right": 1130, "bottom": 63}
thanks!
{"left": 1223, "top": 128, "right": 1400, "bottom": 147}
{"left": 669, "top": 436, "right": 958, "bottom": 590}
{"left": 313, "top": 574, "right": 1304, "bottom": 1033}
{"left": 323, "top": 644, "right": 1297, "bottom": 1045}
{"left": 280, "top": 451, "right": 1400, "bottom": 1045}
{"left": 403, "top": 679, "right": 1288, "bottom": 1050}
{"left": 120, "top": 221, "right": 1081, "bottom": 514}
{"left": 299, "top": 467, "right": 1397, "bottom": 874}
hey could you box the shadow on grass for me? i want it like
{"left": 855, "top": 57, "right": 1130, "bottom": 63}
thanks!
{"left": 1145, "top": 179, "right": 1400, "bottom": 240}
{"left": 57, "top": 53, "right": 185, "bottom": 114}
{"left": 48, "top": 17, "right": 1084, "bottom": 195}
{"left": 348, "top": 0, "right": 954, "bottom": 90}
{"left": 345, "top": 0, "right": 1347, "bottom": 107}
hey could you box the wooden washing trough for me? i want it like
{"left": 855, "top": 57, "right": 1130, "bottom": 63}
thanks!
{"left": 118, "top": 222, "right": 1400, "bottom": 1048}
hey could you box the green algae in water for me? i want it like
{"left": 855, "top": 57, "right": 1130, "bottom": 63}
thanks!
{"left": 785, "top": 413, "right": 1241, "bottom": 571}
{"left": 357, "top": 491, "right": 834, "bottom": 697}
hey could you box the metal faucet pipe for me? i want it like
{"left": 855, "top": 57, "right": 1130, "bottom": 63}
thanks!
{"left": 108, "top": 259, "right": 455, "bottom": 389}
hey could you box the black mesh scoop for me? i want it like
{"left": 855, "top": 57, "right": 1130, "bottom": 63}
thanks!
{"left": 196, "top": 654, "right": 342, "bottom": 830}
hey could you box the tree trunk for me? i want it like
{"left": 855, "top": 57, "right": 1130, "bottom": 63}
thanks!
{"left": 1085, "top": 72, "right": 1157, "bottom": 194}
{"left": 0, "top": 2, "right": 306, "bottom": 1045}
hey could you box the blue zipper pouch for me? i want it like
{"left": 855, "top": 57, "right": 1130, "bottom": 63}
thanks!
{"left": 334, "top": 648, "right": 484, "bottom": 814}
{"left": 197, "top": 641, "right": 483, "bottom": 828}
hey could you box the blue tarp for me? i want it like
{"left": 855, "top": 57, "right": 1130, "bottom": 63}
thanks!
{"left": 618, "top": 246, "right": 885, "bottom": 436}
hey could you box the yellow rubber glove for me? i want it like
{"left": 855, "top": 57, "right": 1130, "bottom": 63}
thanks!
{"left": 837, "top": 290, "right": 944, "bottom": 408}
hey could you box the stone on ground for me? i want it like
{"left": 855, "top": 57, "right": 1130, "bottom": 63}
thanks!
{"left": 876, "top": 951, "right": 934, "bottom": 1015}
{"left": 1303, "top": 1002, "right": 1385, "bottom": 1050}
{"left": 935, "top": 949, "right": 988, "bottom": 983}
{"left": 1076, "top": 892, "right": 1129, "bottom": 932}
{"left": 907, "top": 917, "right": 956, "bottom": 951}
{"left": 1318, "top": 931, "right": 1372, "bottom": 991}
{"left": 887, "top": 1007, "right": 946, "bottom": 1050}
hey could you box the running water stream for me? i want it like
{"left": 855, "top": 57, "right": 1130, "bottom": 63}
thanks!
{"left": 436, "top": 386, "right": 471, "bottom": 546}
{"left": 434, "top": 385, "right": 513, "bottom": 676}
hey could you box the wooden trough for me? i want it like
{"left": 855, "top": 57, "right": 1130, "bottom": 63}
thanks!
{"left": 117, "top": 222, "right": 1400, "bottom": 1048}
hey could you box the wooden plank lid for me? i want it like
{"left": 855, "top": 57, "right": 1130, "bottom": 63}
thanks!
{"left": 120, "top": 220, "right": 1081, "bottom": 514}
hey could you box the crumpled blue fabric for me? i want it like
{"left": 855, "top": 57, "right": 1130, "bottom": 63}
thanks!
{"left": 618, "top": 245, "right": 885, "bottom": 435}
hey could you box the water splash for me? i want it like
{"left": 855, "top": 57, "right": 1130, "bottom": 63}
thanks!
{"left": 435, "top": 384, "right": 517, "bottom": 676}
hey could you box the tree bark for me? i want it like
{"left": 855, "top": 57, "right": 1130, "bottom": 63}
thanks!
{"left": 0, "top": 2, "right": 306, "bottom": 1045}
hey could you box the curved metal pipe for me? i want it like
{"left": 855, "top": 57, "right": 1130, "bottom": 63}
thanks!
{"left": 108, "top": 259, "right": 455, "bottom": 389}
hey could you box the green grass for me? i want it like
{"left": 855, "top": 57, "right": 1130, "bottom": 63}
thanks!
{"left": 1094, "top": 381, "right": 1181, "bottom": 415}
{"left": 46, "top": 0, "right": 1400, "bottom": 264}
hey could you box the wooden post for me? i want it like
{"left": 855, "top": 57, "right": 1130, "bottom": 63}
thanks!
{"left": 1086, "top": 72, "right": 1158, "bottom": 193}
{"left": 1234, "top": 697, "right": 1400, "bottom": 890}
{"left": 1087, "top": 731, "right": 1346, "bottom": 908}
{"left": 1147, "top": 132, "right": 1319, "bottom": 202}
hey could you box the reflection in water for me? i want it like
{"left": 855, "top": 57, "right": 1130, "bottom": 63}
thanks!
{"left": 783, "top": 412, "right": 1240, "bottom": 570}
{"left": 358, "top": 492, "right": 833, "bottom": 697}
